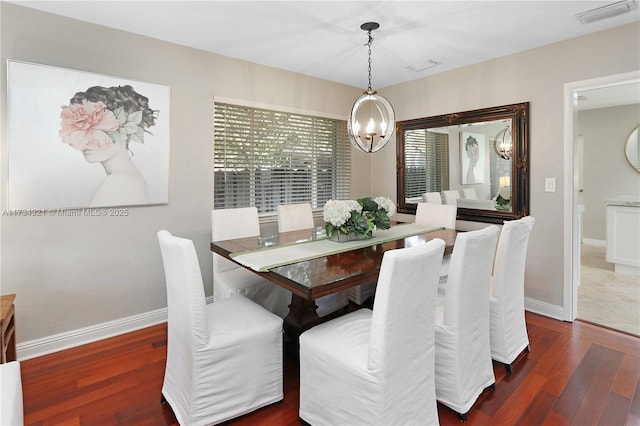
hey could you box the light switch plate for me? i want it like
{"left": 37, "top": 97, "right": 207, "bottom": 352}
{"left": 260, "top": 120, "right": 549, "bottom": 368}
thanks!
{"left": 545, "top": 178, "right": 556, "bottom": 192}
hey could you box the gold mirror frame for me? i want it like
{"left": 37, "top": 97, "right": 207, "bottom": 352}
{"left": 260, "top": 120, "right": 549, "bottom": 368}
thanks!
{"left": 625, "top": 125, "right": 640, "bottom": 173}
{"left": 396, "top": 102, "right": 529, "bottom": 224}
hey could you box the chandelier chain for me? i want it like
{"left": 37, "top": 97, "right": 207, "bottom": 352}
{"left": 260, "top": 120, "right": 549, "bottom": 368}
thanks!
{"left": 366, "top": 31, "right": 373, "bottom": 91}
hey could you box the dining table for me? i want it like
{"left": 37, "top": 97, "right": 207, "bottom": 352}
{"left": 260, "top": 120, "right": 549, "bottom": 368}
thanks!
{"left": 210, "top": 222, "right": 458, "bottom": 347}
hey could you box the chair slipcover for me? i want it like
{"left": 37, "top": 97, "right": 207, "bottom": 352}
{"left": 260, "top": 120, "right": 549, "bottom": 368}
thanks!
{"left": 415, "top": 202, "right": 457, "bottom": 279}
{"left": 435, "top": 225, "right": 499, "bottom": 418}
{"left": 276, "top": 203, "right": 349, "bottom": 317}
{"left": 462, "top": 188, "right": 477, "bottom": 199}
{"left": 423, "top": 192, "right": 443, "bottom": 204}
{"left": 157, "top": 230, "right": 283, "bottom": 426}
{"left": 415, "top": 203, "right": 457, "bottom": 230}
{"left": 212, "top": 207, "right": 291, "bottom": 318}
{"left": 0, "top": 361, "right": 23, "bottom": 426}
{"left": 276, "top": 202, "right": 314, "bottom": 232}
{"left": 299, "top": 239, "right": 446, "bottom": 426}
{"left": 442, "top": 190, "right": 460, "bottom": 206}
{"left": 490, "top": 216, "right": 536, "bottom": 370}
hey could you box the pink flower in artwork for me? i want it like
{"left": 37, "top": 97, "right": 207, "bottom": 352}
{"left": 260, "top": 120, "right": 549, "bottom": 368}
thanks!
{"left": 59, "top": 100, "right": 119, "bottom": 150}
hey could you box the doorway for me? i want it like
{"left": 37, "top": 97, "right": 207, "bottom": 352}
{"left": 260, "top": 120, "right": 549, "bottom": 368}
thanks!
{"left": 563, "top": 71, "right": 640, "bottom": 335}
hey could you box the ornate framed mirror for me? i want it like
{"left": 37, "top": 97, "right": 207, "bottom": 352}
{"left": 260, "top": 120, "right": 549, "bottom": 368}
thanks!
{"left": 396, "top": 102, "right": 529, "bottom": 224}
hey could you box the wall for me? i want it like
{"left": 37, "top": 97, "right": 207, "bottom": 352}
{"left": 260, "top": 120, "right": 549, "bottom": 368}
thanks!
{"left": 1, "top": 3, "right": 638, "bottom": 354}
{"left": 0, "top": 3, "right": 366, "bottom": 347}
{"left": 374, "top": 22, "right": 640, "bottom": 308}
{"left": 579, "top": 104, "right": 640, "bottom": 242}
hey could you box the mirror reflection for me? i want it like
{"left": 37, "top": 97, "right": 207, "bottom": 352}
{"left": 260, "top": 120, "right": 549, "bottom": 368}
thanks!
{"left": 403, "top": 119, "right": 513, "bottom": 212}
{"left": 396, "top": 102, "right": 529, "bottom": 224}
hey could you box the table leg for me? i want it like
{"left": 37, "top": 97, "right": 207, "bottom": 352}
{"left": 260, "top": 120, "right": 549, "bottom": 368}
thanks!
{"left": 283, "top": 295, "right": 321, "bottom": 348}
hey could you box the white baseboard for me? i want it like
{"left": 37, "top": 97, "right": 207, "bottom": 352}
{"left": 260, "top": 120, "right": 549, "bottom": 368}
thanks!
{"left": 16, "top": 296, "right": 214, "bottom": 361}
{"left": 17, "top": 296, "right": 561, "bottom": 360}
{"left": 525, "top": 297, "right": 564, "bottom": 321}
{"left": 583, "top": 238, "right": 606, "bottom": 247}
{"left": 16, "top": 308, "right": 167, "bottom": 361}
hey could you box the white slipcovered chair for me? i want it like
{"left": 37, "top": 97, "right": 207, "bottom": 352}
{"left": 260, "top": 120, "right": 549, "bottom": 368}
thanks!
{"left": 415, "top": 202, "right": 457, "bottom": 280}
{"left": 299, "top": 239, "right": 446, "bottom": 426}
{"left": 0, "top": 361, "right": 23, "bottom": 426}
{"left": 423, "top": 191, "right": 443, "bottom": 204}
{"left": 442, "top": 190, "right": 460, "bottom": 205}
{"left": 212, "top": 207, "right": 291, "bottom": 318}
{"left": 157, "top": 230, "right": 284, "bottom": 426}
{"left": 435, "top": 225, "right": 500, "bottom": 421}
{"left": 415, "top": 202, "right": 457, "bottom": 230}
{"left": 276, "top": 203, "right": 350, "bottom": 316}
{"left": 462, "top": 188, "right": 477, "bottom": 199}
{"left": 490, "top": 216, "right": 536, "bottom": 373}
{"left": 276, "top": 202, "right": 314, "bottom": 232}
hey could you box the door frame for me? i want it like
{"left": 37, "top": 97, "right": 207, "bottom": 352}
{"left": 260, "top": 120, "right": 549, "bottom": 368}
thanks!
{"left": 562, "top": 70, "right": 640, "bottom": 321}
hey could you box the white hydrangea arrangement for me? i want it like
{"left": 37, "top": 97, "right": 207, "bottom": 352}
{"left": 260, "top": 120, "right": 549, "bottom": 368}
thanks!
{"left": 323, "top": 196, "right": 395, "bottom": 238}
{"left": 496, "top": 186, "right": 511, "bottom": 207}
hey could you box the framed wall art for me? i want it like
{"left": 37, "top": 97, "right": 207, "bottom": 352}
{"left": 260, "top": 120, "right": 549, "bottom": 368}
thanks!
{"left": 7, "top": 60, "right": 170, "bottom": 209}
{"left": 460, "top": 131, "right": 485, "bottom": 184}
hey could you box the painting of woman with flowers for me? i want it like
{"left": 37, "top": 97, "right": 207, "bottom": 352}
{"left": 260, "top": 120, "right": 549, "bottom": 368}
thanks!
{"left": 7, "top": 61, "right": 169, "bottom": 209}
{"left": 59, "top": 85, "right": 158, "bottom": 207}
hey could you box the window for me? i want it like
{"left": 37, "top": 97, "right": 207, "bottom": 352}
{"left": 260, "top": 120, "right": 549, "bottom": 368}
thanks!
{"left": 214, "top": 103, "right": 351, "bottom": 215}
{"left": 403, "top": 129, "right": 449, "bottom": 199}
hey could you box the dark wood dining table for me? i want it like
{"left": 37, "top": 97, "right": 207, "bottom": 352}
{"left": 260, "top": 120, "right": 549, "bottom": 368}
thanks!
{"left": 210, "top": 225, "right": 458, "bottom": 346}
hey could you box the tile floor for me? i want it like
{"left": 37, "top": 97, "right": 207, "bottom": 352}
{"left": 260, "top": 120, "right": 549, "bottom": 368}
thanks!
{"left": 578, "top": 244, "right": 640, "bottom": 336}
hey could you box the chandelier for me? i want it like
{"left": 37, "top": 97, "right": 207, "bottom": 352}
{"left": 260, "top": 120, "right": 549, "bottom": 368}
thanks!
{"left": 493, "top": 124, "right": 512, "bottom": 160}
{"left": 348, "top": 22, "right": 395, "bottom": 153}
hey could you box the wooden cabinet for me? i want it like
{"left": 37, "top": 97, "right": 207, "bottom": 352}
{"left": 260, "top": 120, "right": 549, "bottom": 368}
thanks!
{"left": 0, "top": 294, "right": 16, "bottom": 363}
{"left": 606, "top": 199, "right": 640, "bottom": 276}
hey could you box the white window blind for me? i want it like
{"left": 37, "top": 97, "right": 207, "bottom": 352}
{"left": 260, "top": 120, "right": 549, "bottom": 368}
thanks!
{"left": 214, "top": 103, "right": 351, "bottom": 214}
{"left": 404, "top": 129, "right": 449, "bottom": 198}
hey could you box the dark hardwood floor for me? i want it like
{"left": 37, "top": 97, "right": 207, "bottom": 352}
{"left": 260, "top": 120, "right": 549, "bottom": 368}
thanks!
{"left": 20, "top": 311, "right": 640, "bottom": 425}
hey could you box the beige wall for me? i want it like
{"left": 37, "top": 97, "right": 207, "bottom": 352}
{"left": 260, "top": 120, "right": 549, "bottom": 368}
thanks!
{"left": 1, "top": 2, "right": 639, "bottom": 350}
{"left": 376, "top": 22, "right": 639, "bottom": 306}
{"left": 0, "top": 3, "right": 365, "bottom": 344}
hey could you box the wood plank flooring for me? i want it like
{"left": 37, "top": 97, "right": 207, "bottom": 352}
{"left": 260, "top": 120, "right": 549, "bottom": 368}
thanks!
{"left": 20, "top": 312, "right": 640, "bottom": 425}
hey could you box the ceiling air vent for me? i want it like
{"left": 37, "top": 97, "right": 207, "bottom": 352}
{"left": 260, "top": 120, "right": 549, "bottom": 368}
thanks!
{"left": 406, "top": 59, "right": 440, "bottom": 72}
{"left": 576, "top": 0, "right": 637, "bottom": 24}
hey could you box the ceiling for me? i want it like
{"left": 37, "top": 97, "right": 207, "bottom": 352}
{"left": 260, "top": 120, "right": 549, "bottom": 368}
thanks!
{"left": 10, "top": 0, "right": 640, "bottom": 107}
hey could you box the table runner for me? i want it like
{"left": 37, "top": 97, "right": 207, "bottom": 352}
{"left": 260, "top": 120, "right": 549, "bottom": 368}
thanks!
{"left": 230, "top": 223, "right": 443, "bottom": 272}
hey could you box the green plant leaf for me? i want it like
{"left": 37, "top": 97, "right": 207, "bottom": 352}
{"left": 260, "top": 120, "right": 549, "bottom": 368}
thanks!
{"left": 358, "top": 197, "right": 378, "bottom": 212}
{"left": 349, "top": 210, "right": 369, "bottom": 234}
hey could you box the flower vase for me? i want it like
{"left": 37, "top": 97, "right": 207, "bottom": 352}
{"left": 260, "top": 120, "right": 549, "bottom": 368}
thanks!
{"left": 328, "top": 231, "right": 372, "bottom": 243}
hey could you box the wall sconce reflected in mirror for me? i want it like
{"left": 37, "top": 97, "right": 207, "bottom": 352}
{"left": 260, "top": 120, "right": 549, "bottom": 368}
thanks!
{"left": 494, "top": 125, "right": 512, "bottom": 160}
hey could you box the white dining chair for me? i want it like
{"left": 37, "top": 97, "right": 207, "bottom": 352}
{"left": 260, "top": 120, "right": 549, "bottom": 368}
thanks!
{"left": 212, "top": 207, "right": 291, "bottom": 318}
{"left": 276, "top": 203, "right": 349, "bottom": 316}
{"left": 157, "top": 230, "right": 284, "bottom": 426}
{"left": 462, "top": 188, "right": 477, "bottom": 199}
{"left": 435, "top": 225, "right": 499, "bottom": 421}
{"left": 415, "top": 202, "right": 456, "bottom": 280}
{"left": 423, "top": 191, "right": 443, "bottom": 204}
{"left": 299, "top": 238, "right": 446, "bottom": 426}
{"left": 415, "top": 202, "right": 457, "bottom": 230}
{"left": 490, "top": 216, "right": 536, "bottom": 373}
{"left": 442, "top": 190, "right": 460, "bottom": 206}
{"left": 276, "top": 202, "right": 314, "bottom": 232}
{"left": 0, "top": 361, "right": 23, "bottom": 426}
